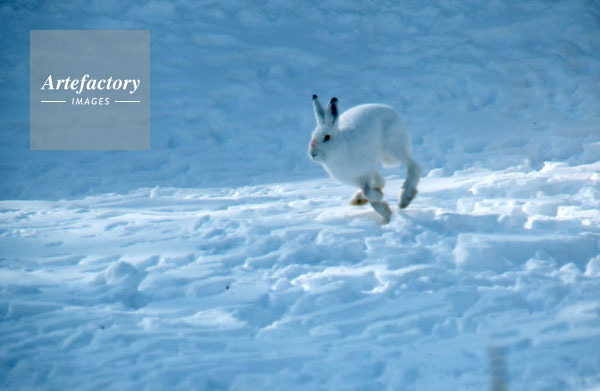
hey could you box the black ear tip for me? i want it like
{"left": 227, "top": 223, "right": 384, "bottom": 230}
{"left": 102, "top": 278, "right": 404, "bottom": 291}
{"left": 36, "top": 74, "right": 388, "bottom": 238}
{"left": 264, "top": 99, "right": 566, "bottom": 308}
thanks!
{"left": 331, "top": 97, "right": 338, "bottom": 103}
{"left": 312, "top": 94, "right": 318, "bottom": 99}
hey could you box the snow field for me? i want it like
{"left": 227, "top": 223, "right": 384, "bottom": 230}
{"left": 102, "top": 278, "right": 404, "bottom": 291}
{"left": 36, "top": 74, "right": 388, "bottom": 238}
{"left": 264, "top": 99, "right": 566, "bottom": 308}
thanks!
{"left": 1, "top": 161, "right": 599, "bottom": 390}
{"left": 2, "top": 0, "right": 600, "bottom": 199}
{"left": 1, "top": 0, "right": 599, "bottom": 389}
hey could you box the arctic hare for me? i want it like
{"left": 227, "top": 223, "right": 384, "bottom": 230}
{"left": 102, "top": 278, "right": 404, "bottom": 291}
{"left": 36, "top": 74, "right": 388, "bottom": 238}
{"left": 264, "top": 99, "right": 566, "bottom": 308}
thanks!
{"left": 308, "top": 95, "right": 421, "bottom": 223}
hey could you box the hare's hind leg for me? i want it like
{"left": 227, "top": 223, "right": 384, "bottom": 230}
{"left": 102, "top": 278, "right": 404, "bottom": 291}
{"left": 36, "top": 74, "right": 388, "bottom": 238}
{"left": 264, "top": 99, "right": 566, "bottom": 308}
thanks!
{"left": 350, "top": 173, "right": 385, "bottom": 206}
{"left": 399, "top": 157, "right": 421, "bottom": 209}
{"left": 381, "top": 118, "right": 421, "bottom": 209}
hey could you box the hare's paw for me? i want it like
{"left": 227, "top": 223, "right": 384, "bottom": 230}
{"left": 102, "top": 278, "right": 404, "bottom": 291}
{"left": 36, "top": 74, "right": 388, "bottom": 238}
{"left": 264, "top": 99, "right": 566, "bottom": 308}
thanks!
{"left": 349, "top": 190, "right": 368, "bottom": 206}
{"left": 399, "top": 187, "right": 418, "bottom": 209}
{"left": 370, "top": 201, "right": 392, "bottom": 224}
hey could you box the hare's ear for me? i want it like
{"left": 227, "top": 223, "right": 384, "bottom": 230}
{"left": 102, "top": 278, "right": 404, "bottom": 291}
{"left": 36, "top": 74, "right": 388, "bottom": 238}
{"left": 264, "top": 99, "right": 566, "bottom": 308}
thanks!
{"left": 312, "top": 94, "right": 325, "bottom": 125}
{"left": 324, "top": 97, "right": 339, "bottom": 126}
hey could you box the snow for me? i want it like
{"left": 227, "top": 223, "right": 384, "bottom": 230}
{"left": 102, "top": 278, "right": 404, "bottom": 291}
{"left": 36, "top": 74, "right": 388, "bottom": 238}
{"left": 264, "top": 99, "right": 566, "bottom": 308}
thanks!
{"left": 1, "top": 0, "right": 600, "bottom": 390}
{"left": 2, "top": 0, "right": 600, "bottom": 199}
{"left": 2, "top": 162, "right": 599, "bottom": 389}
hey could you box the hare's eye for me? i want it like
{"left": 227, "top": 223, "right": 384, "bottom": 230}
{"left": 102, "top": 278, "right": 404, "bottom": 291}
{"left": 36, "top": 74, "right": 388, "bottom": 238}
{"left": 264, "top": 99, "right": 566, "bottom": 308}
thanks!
{"left": 323, "top": 134, "right": 331, "bottom": 142}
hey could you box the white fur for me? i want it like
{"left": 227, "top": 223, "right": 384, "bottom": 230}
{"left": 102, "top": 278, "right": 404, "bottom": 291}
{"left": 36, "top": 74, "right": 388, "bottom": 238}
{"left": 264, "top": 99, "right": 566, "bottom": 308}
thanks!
{"left": 308, "top": 95, "right": 421, "bottom": 223}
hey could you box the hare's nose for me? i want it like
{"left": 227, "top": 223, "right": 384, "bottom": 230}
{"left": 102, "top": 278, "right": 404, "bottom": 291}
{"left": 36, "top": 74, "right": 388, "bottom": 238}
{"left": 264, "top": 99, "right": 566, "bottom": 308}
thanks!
{"left": 310, "top": 139, "right": 317, "bottom": 147}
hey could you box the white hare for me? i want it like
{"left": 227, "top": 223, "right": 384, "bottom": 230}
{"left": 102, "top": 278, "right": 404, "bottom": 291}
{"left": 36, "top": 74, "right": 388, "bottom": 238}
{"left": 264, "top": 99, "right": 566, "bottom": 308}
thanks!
{"left": 308, "top": 95, "right": 421, "bottom": 223}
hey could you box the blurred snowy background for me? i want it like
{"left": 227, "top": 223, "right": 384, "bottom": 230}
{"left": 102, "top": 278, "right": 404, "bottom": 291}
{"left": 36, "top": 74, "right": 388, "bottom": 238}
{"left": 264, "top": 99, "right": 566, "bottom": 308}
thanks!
{"left": 1, "top": 0, "right": 599, "bottom": 199}
{"left": 1, "top": 1, "right": 600, "bottom": 390}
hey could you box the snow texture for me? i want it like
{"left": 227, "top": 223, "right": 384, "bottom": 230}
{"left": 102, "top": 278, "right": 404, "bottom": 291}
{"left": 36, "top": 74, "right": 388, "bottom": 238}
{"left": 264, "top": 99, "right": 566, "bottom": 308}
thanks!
{"left": 1, "top": 1, "right": 600, "bottom": 390}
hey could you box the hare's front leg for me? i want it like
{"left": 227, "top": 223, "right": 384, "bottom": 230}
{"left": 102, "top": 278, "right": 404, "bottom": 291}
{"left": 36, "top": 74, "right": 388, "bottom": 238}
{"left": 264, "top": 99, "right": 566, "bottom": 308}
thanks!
{"left": 370, "top": 200, "right": 392, "bottom": 224}
{"left": 360, "top": 176, "right": 391, "bottom": 224}
{"left": 350, "top": 173, "right": 385, "bottom": 206}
